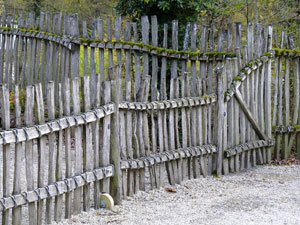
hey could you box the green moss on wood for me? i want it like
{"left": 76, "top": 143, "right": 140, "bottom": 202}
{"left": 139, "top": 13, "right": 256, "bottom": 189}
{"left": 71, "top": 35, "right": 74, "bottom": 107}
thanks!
{"left": 233, "top": 76, "right": 242, "bottom": 81}
{"left": 274, "top": 48, "right": 300, "bottom": 56}
{"left": 79, "top": 38, "right": 237, "bottom": 58}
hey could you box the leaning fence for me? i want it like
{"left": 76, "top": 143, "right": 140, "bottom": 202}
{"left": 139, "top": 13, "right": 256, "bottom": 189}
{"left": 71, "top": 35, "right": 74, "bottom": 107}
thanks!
{"left": 0, "top": 11, "right": 299, "bottom": 225}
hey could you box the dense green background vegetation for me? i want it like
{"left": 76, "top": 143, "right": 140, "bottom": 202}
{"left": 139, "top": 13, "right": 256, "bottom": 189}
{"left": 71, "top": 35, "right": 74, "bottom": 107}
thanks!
{"left": 1, "top": 0, "right": 300, "bottom": 43}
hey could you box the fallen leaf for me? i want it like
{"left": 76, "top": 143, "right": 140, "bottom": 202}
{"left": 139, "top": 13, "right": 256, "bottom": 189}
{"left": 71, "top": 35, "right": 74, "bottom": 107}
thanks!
{"left": 165, "top": 187, "right": 177, "bottom": 193}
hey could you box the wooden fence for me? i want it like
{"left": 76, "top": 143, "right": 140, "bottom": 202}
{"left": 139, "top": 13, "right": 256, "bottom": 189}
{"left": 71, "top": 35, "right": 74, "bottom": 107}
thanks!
{"left": 0, "top": 11, "right": 299, "bottom": 224}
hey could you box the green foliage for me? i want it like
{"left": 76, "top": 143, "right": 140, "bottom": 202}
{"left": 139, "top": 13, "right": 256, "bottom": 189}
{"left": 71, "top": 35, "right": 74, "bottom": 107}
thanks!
{"left": 116, "top": 0, "right": 230, "bottom": 24}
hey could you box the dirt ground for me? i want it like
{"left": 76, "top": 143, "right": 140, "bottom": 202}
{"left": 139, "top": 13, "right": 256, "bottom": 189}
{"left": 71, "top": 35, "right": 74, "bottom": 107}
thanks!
{"left": 54, "top": 165, "right": 300, "bottom": 225}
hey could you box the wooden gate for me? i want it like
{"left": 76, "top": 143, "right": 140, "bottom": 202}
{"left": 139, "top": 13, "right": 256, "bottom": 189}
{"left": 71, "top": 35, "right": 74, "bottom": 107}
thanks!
{"left": 220, "top": 25, "right": 275, "bottom": 174}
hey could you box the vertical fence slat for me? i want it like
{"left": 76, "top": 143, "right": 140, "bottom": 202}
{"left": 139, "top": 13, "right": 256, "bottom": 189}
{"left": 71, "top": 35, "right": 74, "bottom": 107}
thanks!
{"left": 284, "top": 56, "right": 290, "bottom": 159}
{"left": 72, "top": 78, "right": 83, "bottom": 214}
{"left": 124, "top": 21, "right": 134, "bottom": 196}
{"left": 46, "top": 81, "right": 56, "bottom": 224}
{"left": 169, "top": 20, "right": 179, "bottom": 184}
{"left": 54, "top": 83, "right": 63, "bottom": 221}
{"left": 181, "top": 22, "right": 190, "bottom": 181}
{"left": 93, "top": 75, "right": 101, "bottom": 208}
{"left": 63, "top": 78, "right": 72, "bottom": 218}
{"left": 90, "top": 19, "right": 97, "bottom": 106}
{"left": 12, "top": 85, "right": 22, "bottom": 225}
{"left": 1, "top": 84, "right": 10, "bottom": 225}
{"left": 109, "top": 66, "right": 122, "bottom": 204}
{"left": 106, "top": 17, "right": 113, "bottom": 68}
{"left": 35, "top": 83, "right": 46, "bottom": 225}
{"left": 101, "top": 81, "right": 111, "bottom": 193}
{"left": 25, "top": 85, "right": 37, "bottom": 225}
{"left": 82, "top": 76, "right": 92, "bottom": 211}
{"left": 141, "top": 16, "right": 149, "bottom": 78}
{"left": 132, "top": 22, "right": 141, "bottom": 193}
{"left": 151, "top": 15, "right": 160, "bottom": 188}
{"left": 265, "top": 26, "right": 273, "bottom": 162}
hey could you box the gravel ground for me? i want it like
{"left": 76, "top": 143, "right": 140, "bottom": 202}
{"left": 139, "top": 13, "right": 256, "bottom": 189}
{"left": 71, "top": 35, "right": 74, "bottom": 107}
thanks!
{"left": 54, "top": 165, "right": 300, "bottom": 225}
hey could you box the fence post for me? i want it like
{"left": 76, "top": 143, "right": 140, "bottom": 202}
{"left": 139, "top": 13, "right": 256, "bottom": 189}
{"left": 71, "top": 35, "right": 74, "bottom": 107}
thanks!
{"left": 216, "top": 64, "right": 225, "bottom": 176}
{"left": 265, "top": 25, "right": 273, "bottom": 162}
{"left": 109, "top": 65, "right": 122, "bottom": 204}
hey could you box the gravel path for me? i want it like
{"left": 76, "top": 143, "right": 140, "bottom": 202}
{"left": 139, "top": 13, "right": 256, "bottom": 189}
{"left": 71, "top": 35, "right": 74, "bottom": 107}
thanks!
{"left": 54, "top": 165, "right": 300, "bottom": 225}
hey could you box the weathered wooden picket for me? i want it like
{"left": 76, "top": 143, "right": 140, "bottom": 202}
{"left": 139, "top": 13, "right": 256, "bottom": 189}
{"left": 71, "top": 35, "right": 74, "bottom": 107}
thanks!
{"left": 0, "top": 11, "right": 299, "bottom": 224}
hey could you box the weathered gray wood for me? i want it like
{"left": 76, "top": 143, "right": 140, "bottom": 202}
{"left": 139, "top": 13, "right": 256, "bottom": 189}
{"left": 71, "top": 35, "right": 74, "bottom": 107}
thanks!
{"left": 109, "top": 66, "right": 122, "bottom": 204}
{"left": 283, "top": 57, "right": 290, "bottom": 159}
{"left": 34, "top": 13, "right": 44, "bottom": 84}
{"left": 170, "top": 20, "right": 181, "bottom": 183}
{"left": 114, "top": 16, "right": 127, "bottom": 197}
{"left": 136, "top": 77, "right": 148, "bottom": 190}
{"left": 35, "top": 83, "right": 46, "bottom": 225}
{"left": 247, "top": 23, "right": 254, "bottom": 60}
{"left": 107, "top": 17, "right": 113, "bottom": 67}
{"left": 101, "top": 81, "right": 111, "bottom": 193}
{"left": 52, "top": 13, "right": 62, "bottom": 102}
{"left": 235, "top": 22, "right": 242, "bottom": 70}
{"left": 150, "top": 15, "right": 160, "bottom": 187}
{"left": 254, "top": 23, "right": 263, "bottom": 165}
{"left": 82, "top": 76, "right": 92, "bottom": 211}
{"left": 24, "top": 85, "right": 37, "bottom": 225}
{"left": 1, "top": 84, "right": 11, "bottom": 225}
{"left": 124, "top": 21, "right": 134, "bottom": 196}
{"left": 63, "top": 78, "right": 72, "bottom": 218}
{"left": 189, "top": 22, "right": 198, "bottom": 179}
{"left": 235, "top": 90, "right": 268, "bottom": 141}
{"left": 69, "top": 14, "right": 80, "bottom": 79}
{"left": 159, "top": 24, "right": 174, "bottom": 185}
{"left": 90, "top": 19, "right": 97, "bottom": 106}
{"left": 0, "top": 165, "right": 114, "bottom": 211}
{"left": 236, "top": 22, "right": 246, "bottom": 170}
{"left": 199, "top": 25, "right": 209, "bottom": 178}
{"left": 197, "top": 78, "right": 207, "bottom": 178}
{"left": 44, "top": 13, "right": 53, "bottom": 84}
{"left": 115, "top": 16, "right": 122, "bottom": 67}
{"left": 12, "top": 18, "right": 20, "bottom": 87}
{"left": 181, "top": 23, "right": 190, "bottom": 180}
{"left": 207, "top": 24, "right": 214, "bottom": 174}
{"left": 141, "top": 16, "right": 149, "bottom": 78}
{"left": 12, "top": 85, "right": 22, "bottom": 225}
{"left": 40, "top": 13, "right": 48, "bottom": 89}
{"left": 131, "top": 22, "right": 140, "bottom": 194}
{"left": 97, "top": 19, "right": 105, "bottom": 84}
{"left": 46, "top": 81, "right": 56, "bottom": 224}
{"left": 55, "top": 83, "right": 63, "bottom": 221}
{"left": 257, "top": 59, "right": 265, "bottom": 164}
{"left": 4, "top": 16, "right": 12, "bottom": 86}
{"left": 298, "top": 56, "right": 300, "bottom": 160}
{"left": 142, "top": 76, "right": 156, "bottom": 189}
{"left": 275, "top": 32, "right": 285, "bottom": 160}
{"left": 242, "top": 45, "right": 252, "bottom": 168}
{"left": 0, "top": 14, "right": 6, "bottom": 82}
{"left": 233, "top": 59, "right": 240, "bottom": 171}
{"left": 82, "top": 19, "right": 89, "bottom": 77}
{"left": 265, "top": 26, "right": 273, "bottom": 162}
{"left": 216, "top": 65, "right": 225, "bottom": 176}
{"left": 92, "top": 74, "right": 101, "bottom": 208}
{"left": 72, "top": 78, "right": 83, "bottom": 214}
{"left": 292, "top": 59, "right": 299, "bottom": 126}
{"left": 222, "top": 60, "right": 229, "bottom": 175}
{"left": 227, "top": 59, "right": 235, "bottom": 172}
